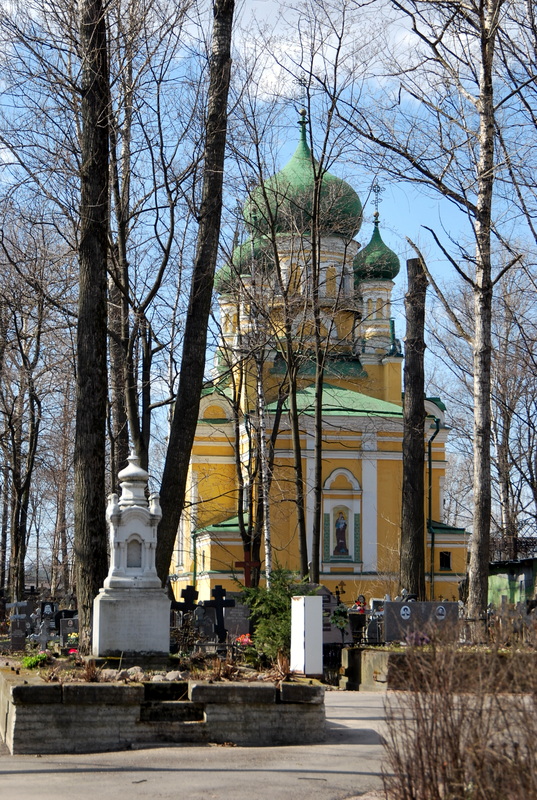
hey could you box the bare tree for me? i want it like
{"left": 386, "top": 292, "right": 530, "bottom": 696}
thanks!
{"left": 321, "top": 0, "right": 529, "bottom": 626}
{"left": 156, "top": 0, "right": 236, "bottom": 583}
{"left": 73, "top": 0, "right": 110, "bottom": 649}
{"left": 401, "top": 257, "right": 427, "bottom": 598}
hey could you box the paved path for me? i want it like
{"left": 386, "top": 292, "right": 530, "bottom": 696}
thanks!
{"left": 0, "top": 690, "right": 387, "bottom": 800}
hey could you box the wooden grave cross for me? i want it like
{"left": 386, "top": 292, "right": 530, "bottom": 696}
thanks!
{"left": 235, "top": 550, "right": 261, "bottom": 588}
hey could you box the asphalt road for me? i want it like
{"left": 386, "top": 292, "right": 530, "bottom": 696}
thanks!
{"left": 0, "top": 690, "right": 388, "bottom": 800}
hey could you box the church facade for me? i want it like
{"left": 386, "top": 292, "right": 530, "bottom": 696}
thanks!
{"left": 171, "top": 113, "right": 467, "bottom": 604}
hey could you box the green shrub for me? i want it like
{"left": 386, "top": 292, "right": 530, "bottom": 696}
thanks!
{"left": 21, "top": 652, "right": 49, "bottom": 669}
{"left": 242, "top": 567, "right": 313, "bottom": 663}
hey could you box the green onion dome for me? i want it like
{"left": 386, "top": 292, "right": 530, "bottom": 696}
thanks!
{"left": 243, "top": 110, "right": 362, "bottom": 239}
{"left": 214, "top": 236, "right": 273, "bottom": 294}
{"left": 353, "top": 213, "right": 400, "bottom": 282}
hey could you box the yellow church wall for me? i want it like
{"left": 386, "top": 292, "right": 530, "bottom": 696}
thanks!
{"left": 382, "top": 360, "right": 403, "bottom": 404}
{"left": 376, "top": 458, "right": 403, "bottom": 577}
{"left": 333, "top": 311, "right": 355, "bottom": 341}
{"left": 360, "top": 362, "right": 402, "bottom": 404}
{"left": 190, "top": 460, "right": 238, "bottom": 529}
{"left": 377, "top": 434, "right": 403, "bottom": 453}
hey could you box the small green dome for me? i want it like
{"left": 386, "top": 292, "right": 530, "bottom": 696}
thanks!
{"left": 214, "top": 236, "right": 273, "bottom": 294}
{"left": 244, "top": 111, "right": 362, "bottom": 239}
{"left": 353, "top": 214, "right": 400, "bottom": 282}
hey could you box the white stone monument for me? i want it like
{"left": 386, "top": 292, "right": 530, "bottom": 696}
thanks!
{"left": 92, "top": 452, "right": 170, "bottom": 657}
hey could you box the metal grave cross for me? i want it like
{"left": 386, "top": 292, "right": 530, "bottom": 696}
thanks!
{"left": 202, "top": 585, "right": 235, "bottom": 643}
{"left": 171, "top": 584, "right": 199, "bottom": 614}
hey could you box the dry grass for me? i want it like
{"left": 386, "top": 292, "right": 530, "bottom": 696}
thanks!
{"left": 382, "top": 639, "right": 537, "bottom": 800}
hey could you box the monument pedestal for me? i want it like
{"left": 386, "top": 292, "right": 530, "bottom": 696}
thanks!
{"left": 93, "top": 587, "right": 170, "bottom": 656}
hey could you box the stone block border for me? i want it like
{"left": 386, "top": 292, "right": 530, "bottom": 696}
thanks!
{"left": 0, "top": 669, "right": 325, "bottom": 754}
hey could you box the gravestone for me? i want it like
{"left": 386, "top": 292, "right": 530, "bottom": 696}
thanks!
{"left": 224, "top": 597, "right": 250, "bottom": 639}
{"left": 193, "top": 604, "right": 217, "bottom": 640}
{"left": 234, "top": 550, "right": 260, "bottom": 587}
{"left": 383, "top": 600, "right": 459, "bottom": 642}
{"left": 318, "top": 586, "right": 353, "bottom": 645}
{"left": 9, "top": 617, "right": 27, "bottom": 652}
{"left": 92, "top": 452, "right": 170, "bottom": 657}
{"left": 60, "top": 617, "right": 79, "bottom": 647}
{"left": 36, "top": 621, "right": 51, "bottom": 651}
{"left": 54, "top": 609, "right": 77, "bottom": 633}
{"left": 7, "top": 600, "right": 35, "bottom": 631}
{"left": 41, "top": 601, "right": 58, "bottom": 619}
{"left": 171, "top": 585, "right": 199, "bottom": 626}
{"left": 6, "top": 601, "right": 32, "bottom": 652}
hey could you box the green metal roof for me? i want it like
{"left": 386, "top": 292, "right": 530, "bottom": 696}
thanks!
{"left": 198, "top": 514, "right": 247, "bottom": 534}
{"left": 428, "top": 520, "right": 467, "bottom": 536}
{"left": 214, "top": 236, "right": 275, "bottom": 294}
{"left": 427, "top": 396, "right": 447, "bottom": 412}
{"left": 266, "top": 382, "right": 403, "bottom": 417}
{"left": 244, "top": 112, "right": 362, "bottom": 239}
{"left": 354, "top": 214, "right": 400, "bottom": 282}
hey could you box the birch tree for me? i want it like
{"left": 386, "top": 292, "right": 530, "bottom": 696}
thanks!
{"left": 322, "top": 0, "right": 531, "bottom": 625}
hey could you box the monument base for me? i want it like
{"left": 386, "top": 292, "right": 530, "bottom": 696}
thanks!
{"left": 92, "top": 587, "right": 171, "bottom": 657}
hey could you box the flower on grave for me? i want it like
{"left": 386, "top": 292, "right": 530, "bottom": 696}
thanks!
{"left": 68, "top": 648, "right": 78, "bottom": 655}
{"left": 236, "top": 633, "right": 253, "bottom": 646}
{"left": 329, "top": 603, "right": 349, "bottom": 631}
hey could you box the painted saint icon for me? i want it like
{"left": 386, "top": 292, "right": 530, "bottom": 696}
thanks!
{"left": 333, "top": 510, "right": 349, "bottom": 556}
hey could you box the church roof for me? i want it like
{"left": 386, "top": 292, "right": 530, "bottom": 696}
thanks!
{"left": 428, "top": 520, "right": 467, "bottom": 536}
{"left": 354, "top": 213, "right": 400, "bottom": 282}
{"left": 243, "top": 110, "right": 362, "bottom": 240}
{"left": 214, "top": 236, "right": 275, "bottom": 294}
{"left": 266, "top": 382, "right": 403, "bottom": 417}
{"left": 198, "top": 515, "right": 247, "bottom": 534}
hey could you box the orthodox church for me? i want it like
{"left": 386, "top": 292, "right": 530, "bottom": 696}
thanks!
{"left": 171, "top": 112, "right": 466, "bottom": 603}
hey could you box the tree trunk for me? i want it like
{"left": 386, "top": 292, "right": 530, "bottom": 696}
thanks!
{"left": 288, "top": 362, "right": 309, "bottom": 578}
{"left": 400, "top": 257, "right": 427, "bottom": 599}
{"left": 156, "top": 0, "right": 235, "bottom": 583}
{"left": 107, "top": 269, "right": 130, "bottom": 489}
{"left": 0, "top": 464, "right": 8, "bottom": 591}
{"left": 467, "top": 3, "right": 497, "bottom": 632}
{"left": 74, "top": 0, "right": 110, "bottom": 652}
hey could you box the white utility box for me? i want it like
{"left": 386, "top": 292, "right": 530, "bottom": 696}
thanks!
{"left": 290, "top": 595, "right": 323, "bottom": 676}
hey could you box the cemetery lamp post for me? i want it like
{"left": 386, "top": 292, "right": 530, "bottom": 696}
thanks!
{"left": 428, "top": 418, "right": 441, "bottom": 600}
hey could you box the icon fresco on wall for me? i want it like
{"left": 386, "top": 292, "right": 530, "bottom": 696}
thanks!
{"left": 333, "top": 509, "right": 349, "bottom": 556}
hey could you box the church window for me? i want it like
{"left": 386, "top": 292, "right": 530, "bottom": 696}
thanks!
{"left": 326, "top": 265, "right": 336, "bottom": 297}
{"left": 439, "top": 551, "right": 452, "bottom": 571}
{"left": 375, "top": 297, "right": 383, "bottom": 318}
{"left": 176, "top": 517, "right": 184, "bottom": 567}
